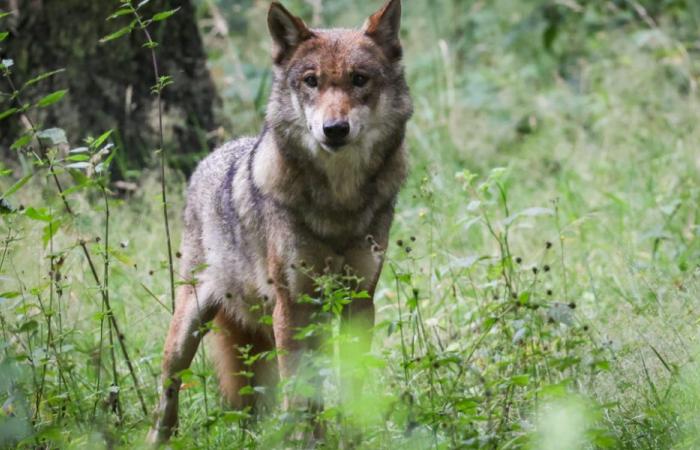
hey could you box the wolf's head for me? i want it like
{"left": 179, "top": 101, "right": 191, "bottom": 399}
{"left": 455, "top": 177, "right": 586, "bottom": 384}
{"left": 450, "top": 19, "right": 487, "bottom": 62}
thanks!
{"left": 265, "top": 0, "right": 412, "bottom": 161}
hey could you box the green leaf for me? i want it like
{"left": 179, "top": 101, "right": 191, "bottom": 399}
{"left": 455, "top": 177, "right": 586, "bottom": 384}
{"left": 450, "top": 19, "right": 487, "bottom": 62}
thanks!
{"left": 21, "top": 68, "right": 66, "bottom": 90}
{"left": 19, "top": 320, "right": 38, "bottom": 333}
{"left": 37, "top": 89, "right": 68, "bottom": 108}
{"left": 0, "top": 107, "right": 18, "bottom": 121}
{"left": 0, "top": 292, "right": 21, "bottom": 304}
{"left": 11, "top": 134, "right": 32, "bottom": 150}
{"left": 0, "top": 12, "right": 12, "bottom": 19}
{"left": 25, "top": 207, "right": 52, "bottom": 222}
{"left": 1, "top": 173, "right": 33, "bottom": 199}
{"left": 36, "top": 128, "right": 68, "bottom": 146}
{"left": 221, "top": 410, "right": 250, "bottom": 423}
{"left": 66, "top": 154, "right": 90, "bottom": 162}
{"left": 511, "top": 374, "right": 530, "bottom": 386}
{"left": 42, "top": 219, "right": 62, "bottom": 246}
{"left": 152, "top": 8, "right": 179, "bottom": 22}
{"left": 108, "top": 7, "right": 133, "bottom": 20}
{"left": 0, "top": 31, "right": 8, "bottom": 42}
{"left": 100, "top": 24, "right": 134, "bottom": 43}
{"left": 258, "top": 315, "right": 273, "bottom": 326}
{"left": 238, "top": 385, "right": 254, "bottom": 396}
{"left": 91, "top": 129, "right": 113, "bottom": 149}
{"left": 107, "top": 246, "right": 135, "bottom": 267}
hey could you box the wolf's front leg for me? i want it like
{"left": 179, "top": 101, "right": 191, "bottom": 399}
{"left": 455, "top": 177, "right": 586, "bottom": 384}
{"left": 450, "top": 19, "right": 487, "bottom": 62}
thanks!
{"left": 270, "top": 274, "right": 318, "bottom": 410}
{"left": 339, "top": 245, "right": 383, "bottom": 406}
{"left": 267, "top": 246, "right": 325, "bottom": 413}
{"left": 148, "top": 284, "right": 219, "bottom": 445}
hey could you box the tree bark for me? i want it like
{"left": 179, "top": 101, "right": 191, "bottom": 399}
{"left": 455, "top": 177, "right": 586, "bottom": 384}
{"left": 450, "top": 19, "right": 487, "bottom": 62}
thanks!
{"left": 0, "top": 0, "right": 222, "bottom": 178}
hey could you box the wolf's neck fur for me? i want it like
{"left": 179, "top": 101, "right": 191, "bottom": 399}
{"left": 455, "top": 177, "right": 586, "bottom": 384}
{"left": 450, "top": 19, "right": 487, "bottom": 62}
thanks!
{"left": 252, "top": 127, "right": 404, "bottom": 212}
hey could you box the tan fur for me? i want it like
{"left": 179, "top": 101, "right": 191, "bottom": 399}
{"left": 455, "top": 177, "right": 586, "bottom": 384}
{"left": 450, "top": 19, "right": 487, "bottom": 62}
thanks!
{"left": 211, "top": 311, "right": 276, "bottom": 409}
{"left": 148, "top": 0, "right": 411, "bottom": 444}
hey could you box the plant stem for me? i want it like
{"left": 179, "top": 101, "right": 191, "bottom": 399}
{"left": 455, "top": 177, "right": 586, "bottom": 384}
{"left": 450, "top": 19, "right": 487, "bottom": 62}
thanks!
{"left": 133, "top": 9, "right": 176, "bottom": 314}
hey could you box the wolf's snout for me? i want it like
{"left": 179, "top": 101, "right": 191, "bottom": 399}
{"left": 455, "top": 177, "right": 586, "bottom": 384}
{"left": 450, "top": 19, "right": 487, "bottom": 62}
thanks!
{"left": 323, "top": 119, "right": 350, "bottom": 144}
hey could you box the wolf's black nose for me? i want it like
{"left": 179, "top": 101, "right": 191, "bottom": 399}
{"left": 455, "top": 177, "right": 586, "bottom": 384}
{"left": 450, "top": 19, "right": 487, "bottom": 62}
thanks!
{"left": 323, "top": 120, "right": 350, "bottom": 141}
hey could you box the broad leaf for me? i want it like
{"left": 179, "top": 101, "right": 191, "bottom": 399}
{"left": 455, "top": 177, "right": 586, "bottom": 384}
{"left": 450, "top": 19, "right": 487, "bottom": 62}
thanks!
{"left": 37, "top": 89, "right": 68, "bottom": 108}
{"left": 36, "top": 128, "right": 68, "bottom": 146}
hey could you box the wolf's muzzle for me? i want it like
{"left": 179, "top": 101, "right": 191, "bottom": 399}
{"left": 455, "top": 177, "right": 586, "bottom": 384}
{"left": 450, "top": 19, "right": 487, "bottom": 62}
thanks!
{"left": 323, "top": 119, "right": 350, "bottom": 148}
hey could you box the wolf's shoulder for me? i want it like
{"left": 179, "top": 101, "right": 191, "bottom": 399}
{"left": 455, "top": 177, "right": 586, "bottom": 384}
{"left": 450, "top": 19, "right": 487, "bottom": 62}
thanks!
{"left": 193, "top": 137, "right": 256, "bottom": 176}
{"left": 188, "top": 137, "right": 256, "bottom": 186}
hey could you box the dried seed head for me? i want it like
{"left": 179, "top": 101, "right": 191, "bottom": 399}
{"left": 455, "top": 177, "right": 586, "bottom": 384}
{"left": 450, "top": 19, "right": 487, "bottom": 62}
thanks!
{"left": 546, "top": 289, "right": 553, "bottom": 296}
{"left": 95, "top": 236, "right": 101, "bottom": 243}
{"left": 543, "top": 264, "right": 550, "bottom": 272}
{"left": 568, "top": 302, "right": 576, "bottom": 309}
{"left": 149, "top": 270, "right": 154, "bottom": 276}
{"left": 410, "top": 236, "right": 416, "bottom": 242}
{"left": 175, "top": 251, "right": 182, "bottom": 258}
{"left": 546, "top": 241, "right": 553, "bottom": 249}
{"left": 583, "top": 325, "right": 589, "bottom": 331}
{"left": 225, "top": 292, "right": 232, "bottom": 299}
{"left": 396, "top": 239, "right": 404, "bottom": 247}
{"left": 405, "top": 246, "right": 412, "bottom": 254}
{"left": 532, "top": 267, "right": 539, "bottom": 274}
{"left": 515, "top": 257, "right": 523, "bottom": 264}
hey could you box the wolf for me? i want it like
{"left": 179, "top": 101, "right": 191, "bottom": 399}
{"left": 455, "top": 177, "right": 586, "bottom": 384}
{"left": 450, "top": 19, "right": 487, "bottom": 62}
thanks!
{"left": 148, "top": 0, "right": 412, "bottom": 443}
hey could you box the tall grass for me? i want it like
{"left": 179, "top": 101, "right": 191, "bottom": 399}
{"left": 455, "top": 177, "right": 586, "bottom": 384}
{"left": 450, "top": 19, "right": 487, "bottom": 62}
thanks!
{"left": 2, "top": 0, "right": 700, "bottom": 448}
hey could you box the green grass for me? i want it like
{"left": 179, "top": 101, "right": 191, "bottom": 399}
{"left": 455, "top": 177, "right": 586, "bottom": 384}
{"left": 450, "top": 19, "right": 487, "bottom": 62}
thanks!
{"left": 2, "top": 0, "right": 700, "bottom": 448}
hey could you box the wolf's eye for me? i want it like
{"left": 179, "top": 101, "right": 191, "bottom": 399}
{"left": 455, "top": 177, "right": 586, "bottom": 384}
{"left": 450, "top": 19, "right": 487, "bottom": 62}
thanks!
{"left": 352, "top": 74, "right": 369, "bottom": 87}
{"left": 303, "top": 75, "right": 318, "bottom": 88}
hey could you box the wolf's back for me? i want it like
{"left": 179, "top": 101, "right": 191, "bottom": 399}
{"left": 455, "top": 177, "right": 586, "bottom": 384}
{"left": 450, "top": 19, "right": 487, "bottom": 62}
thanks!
{"left": 182, "top": 137, "right": 257, "bottom": 242}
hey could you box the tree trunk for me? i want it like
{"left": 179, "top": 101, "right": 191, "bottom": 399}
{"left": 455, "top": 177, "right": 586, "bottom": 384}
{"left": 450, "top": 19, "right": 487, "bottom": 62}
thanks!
{"left": 0, "top": 0, "right": 222, "bottom": 178}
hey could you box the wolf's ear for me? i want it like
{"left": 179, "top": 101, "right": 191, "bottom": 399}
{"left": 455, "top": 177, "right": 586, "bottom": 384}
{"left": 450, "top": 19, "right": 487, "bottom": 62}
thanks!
{"left": 268, "top": 2, "right": 314, "bottom": 65}
{"left": 363, "top": 0, "right": 403, "bottom": 61}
